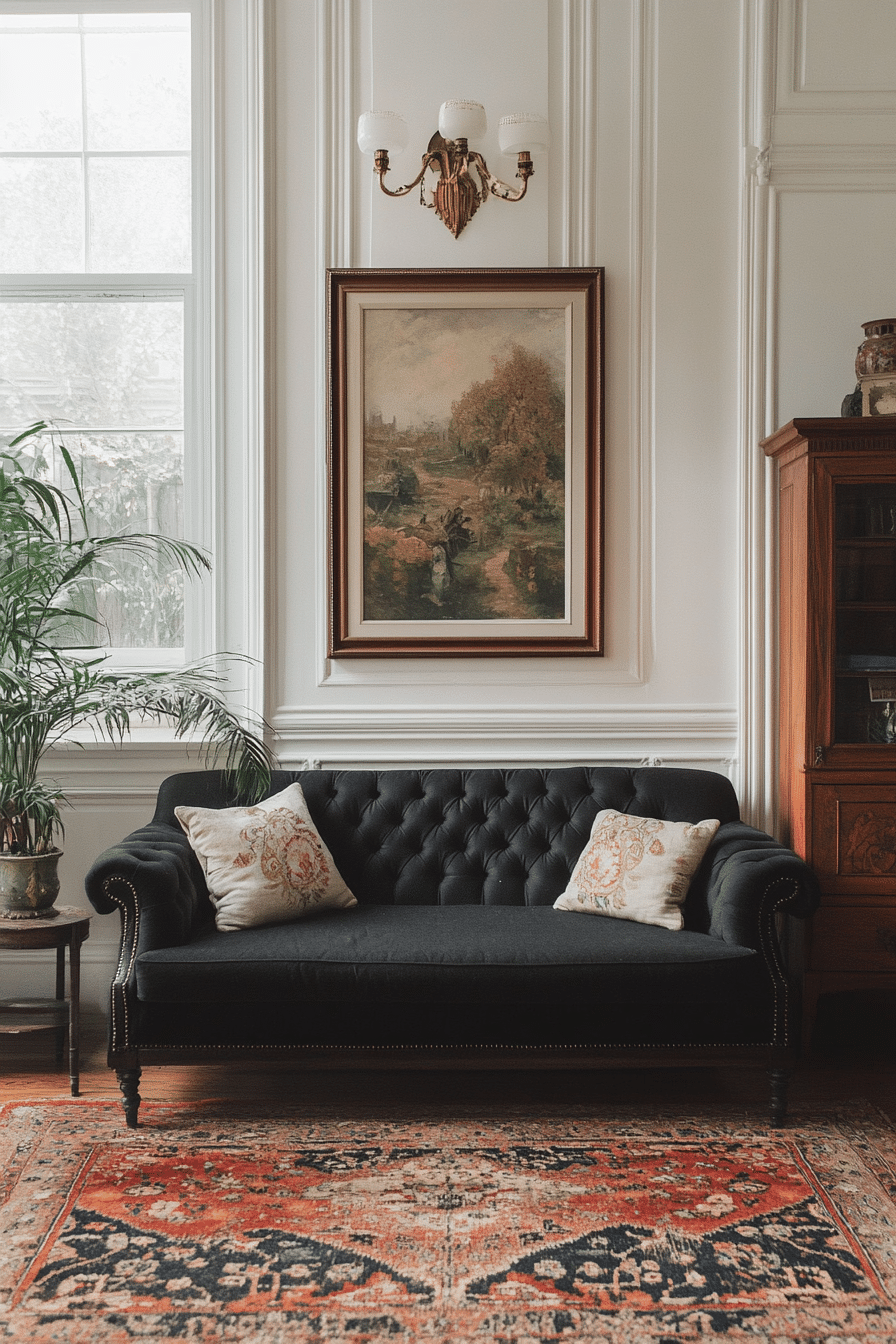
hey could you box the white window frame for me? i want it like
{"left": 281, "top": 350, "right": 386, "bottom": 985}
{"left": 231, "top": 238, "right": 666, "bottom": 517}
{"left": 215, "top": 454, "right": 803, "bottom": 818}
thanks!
{"left": 0, "top": 0, "right": 265, "bottom": 710}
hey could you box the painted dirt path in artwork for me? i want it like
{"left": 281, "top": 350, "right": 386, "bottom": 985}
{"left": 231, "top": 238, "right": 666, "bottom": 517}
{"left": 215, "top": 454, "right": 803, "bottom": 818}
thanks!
{"left": 481, "top": 548, "right": 531, "bottom": 620}
{"left": 410, "top": 453, "right": 536, "bottom": 619}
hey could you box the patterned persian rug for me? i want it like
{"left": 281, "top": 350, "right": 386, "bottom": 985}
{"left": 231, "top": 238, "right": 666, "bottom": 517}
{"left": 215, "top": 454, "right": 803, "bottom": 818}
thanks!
{"left": 1, "top": 1099, "right": 895, "bottom": 1341}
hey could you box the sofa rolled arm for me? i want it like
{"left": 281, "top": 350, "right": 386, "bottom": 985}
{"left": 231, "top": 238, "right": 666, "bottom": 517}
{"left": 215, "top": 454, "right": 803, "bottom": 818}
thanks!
{"left": 85, "top": 822, "right": 204, "bottom": 954}
{"left": 85, "top": 822, "right": 205, "bottom": 1062}
{"left": 703, "top": 822, "right": 820, "bottom": 949}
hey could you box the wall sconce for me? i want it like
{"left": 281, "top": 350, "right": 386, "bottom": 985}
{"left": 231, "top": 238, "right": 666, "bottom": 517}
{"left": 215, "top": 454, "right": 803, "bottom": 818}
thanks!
{"left": 357, "top": 100, "right": 549, "bottom": 239}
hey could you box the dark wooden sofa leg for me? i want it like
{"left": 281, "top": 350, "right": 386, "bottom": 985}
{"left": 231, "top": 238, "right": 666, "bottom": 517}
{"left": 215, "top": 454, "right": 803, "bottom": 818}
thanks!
{"left": 117, "top": 1067, "right": 142, "bottom": 1128}
{"left": 768, "top": 1066, "right": 791, "bottom": 1128}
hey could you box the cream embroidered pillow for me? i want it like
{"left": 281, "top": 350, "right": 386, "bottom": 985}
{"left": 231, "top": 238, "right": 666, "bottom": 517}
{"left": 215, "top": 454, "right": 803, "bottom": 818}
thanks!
{"left": 553, "top": 809, "right": 720, "bottom": 930}
{"left": 175, "top": 783, "right": 357, "bottom": 932}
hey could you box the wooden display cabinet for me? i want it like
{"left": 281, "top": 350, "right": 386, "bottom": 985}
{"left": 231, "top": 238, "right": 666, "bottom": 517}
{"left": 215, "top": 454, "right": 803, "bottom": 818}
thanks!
{"left": 763, "top": 419, "right": 896, "bottom": 1045}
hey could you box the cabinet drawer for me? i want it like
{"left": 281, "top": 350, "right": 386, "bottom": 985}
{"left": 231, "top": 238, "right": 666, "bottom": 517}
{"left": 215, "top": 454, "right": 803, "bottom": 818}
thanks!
{"left": 809, "top": 905, "right": 896, "bottom": 973}
{"left": 810, "top": 782, "right": 896, "bottom": 894}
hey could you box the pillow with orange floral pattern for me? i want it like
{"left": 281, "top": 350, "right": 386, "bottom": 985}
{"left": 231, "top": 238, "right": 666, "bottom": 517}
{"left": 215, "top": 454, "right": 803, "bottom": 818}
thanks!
{"left": 553, "top": 809, "right": 719, "bottom": 930}
{"left": 176, "top": 783, "right": 357, "bottom": 932}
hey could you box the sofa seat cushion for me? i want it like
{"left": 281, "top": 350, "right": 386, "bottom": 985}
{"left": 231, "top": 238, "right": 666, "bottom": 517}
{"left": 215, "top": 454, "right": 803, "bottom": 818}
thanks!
{"left": 135, "top": 904, "right": 763, "bottom": 1007}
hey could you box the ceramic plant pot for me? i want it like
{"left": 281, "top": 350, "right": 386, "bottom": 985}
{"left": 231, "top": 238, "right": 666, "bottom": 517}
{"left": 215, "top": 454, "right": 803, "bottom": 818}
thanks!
{"left": 0, "top": 850, "right": 62, "bottom": 919}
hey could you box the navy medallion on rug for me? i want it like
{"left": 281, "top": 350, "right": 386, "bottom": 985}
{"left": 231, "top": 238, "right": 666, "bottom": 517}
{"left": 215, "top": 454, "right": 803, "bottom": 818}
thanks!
{"left": 1, "top": 1101, "right": 895, "bottom": 1341}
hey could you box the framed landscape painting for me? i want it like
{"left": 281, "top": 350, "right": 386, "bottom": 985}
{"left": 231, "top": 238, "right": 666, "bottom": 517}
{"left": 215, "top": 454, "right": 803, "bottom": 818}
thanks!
{"left": 327, "top": 268, "right": 603, "bottom": 657}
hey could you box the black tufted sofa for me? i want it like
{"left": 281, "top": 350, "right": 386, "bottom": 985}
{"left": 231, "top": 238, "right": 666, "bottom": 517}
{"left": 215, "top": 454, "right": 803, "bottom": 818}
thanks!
{"left": 85, "top": 766, "right": 819, "bottom": 1127}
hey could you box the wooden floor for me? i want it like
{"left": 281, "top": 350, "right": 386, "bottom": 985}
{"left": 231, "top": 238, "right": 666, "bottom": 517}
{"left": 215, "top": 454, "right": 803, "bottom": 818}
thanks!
{"left": 3, "top": 992, "right": 895, "bottom": 1121}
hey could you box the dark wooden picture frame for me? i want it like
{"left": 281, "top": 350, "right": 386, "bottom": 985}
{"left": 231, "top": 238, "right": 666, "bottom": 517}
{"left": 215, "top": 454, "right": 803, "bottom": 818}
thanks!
{"left": 327, "top": 267, "right": 603, "bottom": 657}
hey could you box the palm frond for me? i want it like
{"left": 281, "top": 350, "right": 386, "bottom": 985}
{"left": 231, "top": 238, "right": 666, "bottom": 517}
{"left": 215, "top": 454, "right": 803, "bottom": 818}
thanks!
{"left": 74, "top": 663, "right": 274, "bottom": 802}
{"left": 0, "top": 424, "right": 273, "bottom": 854}
{"left": 62, "top": 533, "right": 211, "bottom": 582}
{"left": 2, "top": 423, "right": 78, "bottom": 540}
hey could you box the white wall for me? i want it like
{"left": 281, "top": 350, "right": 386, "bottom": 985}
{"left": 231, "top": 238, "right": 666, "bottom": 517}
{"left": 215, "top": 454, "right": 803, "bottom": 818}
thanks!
{"left": 271, "top": 0, "right": 742, "bottom": 773}
{"left": 7, "top": 0, "right": 896, "bottom": 1014}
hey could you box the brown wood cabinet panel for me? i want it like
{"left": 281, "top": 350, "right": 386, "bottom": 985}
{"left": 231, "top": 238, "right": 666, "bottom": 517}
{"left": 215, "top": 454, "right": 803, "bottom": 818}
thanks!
{"left": 811, "top": 782, "right": 896, "bottom": 894}
{"left": 763, "top": 419, "right": 896, "bottom": 1042}
{"left": 808, "top": 904, "right": 896, "bottom": 973}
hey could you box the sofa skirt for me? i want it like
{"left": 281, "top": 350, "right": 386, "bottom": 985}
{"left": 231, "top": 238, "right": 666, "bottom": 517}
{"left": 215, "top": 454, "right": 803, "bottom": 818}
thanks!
{"left": 134, "top": 994, "right": 779, "bottom": 1052}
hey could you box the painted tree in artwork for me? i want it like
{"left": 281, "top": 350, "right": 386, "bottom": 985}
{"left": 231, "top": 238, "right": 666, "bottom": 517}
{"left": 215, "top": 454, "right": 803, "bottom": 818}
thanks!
{"left": 449, "top": 345, "right": 564, "bottom": 502}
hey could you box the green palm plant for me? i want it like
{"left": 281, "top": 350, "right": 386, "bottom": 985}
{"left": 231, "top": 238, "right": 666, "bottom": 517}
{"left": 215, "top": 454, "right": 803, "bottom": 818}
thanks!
{"left": 0, "top": 422, "right": 272, "bottom": 857}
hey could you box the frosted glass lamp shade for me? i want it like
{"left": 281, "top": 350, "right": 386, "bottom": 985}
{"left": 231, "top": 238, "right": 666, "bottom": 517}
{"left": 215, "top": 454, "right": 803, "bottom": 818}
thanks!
{"left": 438, "top": 100, "right": 487, "bottom": 142}
{"left": 498, "top": 114, "right": 550, "bottom": 155}
{"left": 357, "top": 111, "right": 409, "bottom": 155}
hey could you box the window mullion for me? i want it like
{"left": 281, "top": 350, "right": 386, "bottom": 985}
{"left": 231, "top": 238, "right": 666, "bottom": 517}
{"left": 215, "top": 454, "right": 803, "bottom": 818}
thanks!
{"left": 79, "top": 16, "right": 89, "bottom": 272}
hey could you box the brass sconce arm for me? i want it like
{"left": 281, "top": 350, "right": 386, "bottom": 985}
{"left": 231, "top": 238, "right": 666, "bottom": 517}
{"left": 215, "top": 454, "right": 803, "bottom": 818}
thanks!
{"left": 359, "top": 103, "right": 548, "bottom": 239}
{"left": 467, "top": 149, "right": 535, "bottom": 202}
{"left": 372, "top": 149, "right": 434, "bottom": 199}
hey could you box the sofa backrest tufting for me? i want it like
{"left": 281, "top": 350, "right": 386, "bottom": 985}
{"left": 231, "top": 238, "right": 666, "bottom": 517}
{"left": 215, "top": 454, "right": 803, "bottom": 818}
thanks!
{"left": 153, "top": 766, "right": 740, "bottom": 914}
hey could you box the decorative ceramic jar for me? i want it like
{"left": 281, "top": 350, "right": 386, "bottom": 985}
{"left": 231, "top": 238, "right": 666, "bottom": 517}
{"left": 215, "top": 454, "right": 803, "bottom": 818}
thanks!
{"left": 0, "top": 850, "right": 62, "bottom": 919}
{"left": 856, "top": 319, "right": 896, "bottom": 416}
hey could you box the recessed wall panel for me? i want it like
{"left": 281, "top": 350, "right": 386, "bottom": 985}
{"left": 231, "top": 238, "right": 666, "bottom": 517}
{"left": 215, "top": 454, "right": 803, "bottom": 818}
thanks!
{"left": 361, "top": 0, "right": 550, "bottom": 269}
{"left": 776, "top": 189, "right": 896, "bottom": 425}
{"left": 798, "top": 0, "right": 896, "bottom": 93}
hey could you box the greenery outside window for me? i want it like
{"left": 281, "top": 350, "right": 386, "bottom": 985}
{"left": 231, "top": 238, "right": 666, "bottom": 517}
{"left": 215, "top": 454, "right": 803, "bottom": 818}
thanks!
{"left": 0, "top": 5, "right": 209, "bottom": 667}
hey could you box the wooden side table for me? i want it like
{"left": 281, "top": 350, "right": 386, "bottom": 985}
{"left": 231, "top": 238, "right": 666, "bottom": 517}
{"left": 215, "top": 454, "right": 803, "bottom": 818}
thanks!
{"left": 0, "top": 906, "right": 91, "bottom": 1095}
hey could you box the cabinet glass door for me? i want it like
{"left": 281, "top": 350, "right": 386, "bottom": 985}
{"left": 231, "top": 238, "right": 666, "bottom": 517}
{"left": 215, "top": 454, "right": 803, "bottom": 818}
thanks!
{"left": 834, "top": 483, "right": 896, "bottom": 743}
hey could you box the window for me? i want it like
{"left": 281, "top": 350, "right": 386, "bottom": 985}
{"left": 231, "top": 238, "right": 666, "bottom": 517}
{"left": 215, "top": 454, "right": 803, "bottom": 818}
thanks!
{"left": 0, "top": 6, "right": 207, "bottom": 664}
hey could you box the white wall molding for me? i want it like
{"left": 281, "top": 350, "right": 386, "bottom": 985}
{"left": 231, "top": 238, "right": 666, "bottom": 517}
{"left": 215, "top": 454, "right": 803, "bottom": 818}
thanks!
{"left": 41, "top": 742, "right": 225, "bottom": 802}
{"left": 557, "top": 0, "right": 598, "bottom": 266}
{"left": 241, "top": 0, "right": 269, "bottom": 719}
{"left": 188, "top": 0, "right": 215, "bottom": 663}
{"left": 739, "top": 0, "right": 777, "bottom": 832}
{"left": 769, "top": 145, "right": 896, "bottom": 181}
{"left": 317, "top": 0, "right": 354, "bottom": 270}
{"left": 782, "top": 0, "right": 896, "bottom": 106}
{"left": 272, "top": 704, "right": 736, "bottom": 768}
{"left": 217, "top": 0, "right": 268, "bottom": 720}
{"left": 629, "top": 0, "right": 658, "bottom": 689}
{"left": 35, "top": 709, "right": 738, "bottom": 799}
{"left": 318, "top": 660, "right": 649, "bottom": 690}
{"left": 314, "top": 0, "right": 354, "bottom": 687}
